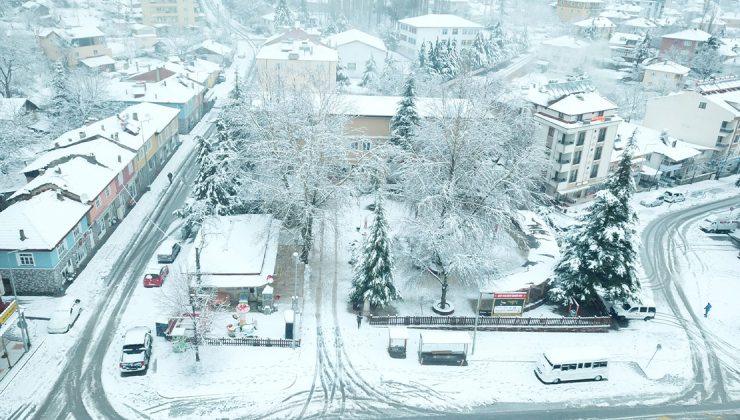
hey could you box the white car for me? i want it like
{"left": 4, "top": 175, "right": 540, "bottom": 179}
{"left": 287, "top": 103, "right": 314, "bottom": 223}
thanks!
{"left": 47, "top": 298, "right": 82, "bottom": 334}
{"left": 662, "top": 191, "right": 686, "bottom": 203}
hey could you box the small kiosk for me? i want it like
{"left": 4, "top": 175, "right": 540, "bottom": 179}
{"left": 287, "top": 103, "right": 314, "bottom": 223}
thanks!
{"left": 418, "top": 331, "right": 472, "bottom": 366}
{"left": 387, "top": 327, "right": 408, "bottom": 359}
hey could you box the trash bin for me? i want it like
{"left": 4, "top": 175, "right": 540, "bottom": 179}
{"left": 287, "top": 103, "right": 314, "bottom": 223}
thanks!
{"left": 155, "top": 317, "right": 169, "bottom": 337}
{"left": 284, "top": 310, "right": 295, "bottom": 340}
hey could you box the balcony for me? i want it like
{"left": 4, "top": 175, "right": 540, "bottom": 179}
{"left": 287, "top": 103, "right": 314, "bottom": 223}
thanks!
{"left": 719, "top": 126, "right": 734, "bottom": 134}
{"left": 551, "top": 176, "right": 567, "bottom": 183}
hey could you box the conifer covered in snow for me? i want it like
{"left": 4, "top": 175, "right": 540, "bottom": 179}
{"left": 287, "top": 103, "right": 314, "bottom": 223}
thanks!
{"left": 230, "top": 72, "right": 242, "bottom": 101}
{"left": 349, "top": 195, "right": 400, "bottom": 308}
{"left": 49, "top": 61, "right": 71, "bottom": 119}
{"left": 389, "top": 75, "right": 419, "bottom": 150}
{"left": 360, "top": 56, "right": 379, "bottom": 88}
{"left": 549, "top": 131, "right": 641, "bottom": 306}
{"left": 692, "top": 36, "right": 723, "bottom": 79}
{"left": 336, "top": 62, "right": 350, "bottom": 88}
{"left": 274, "top": 0, "right": 294, "bottom": 27}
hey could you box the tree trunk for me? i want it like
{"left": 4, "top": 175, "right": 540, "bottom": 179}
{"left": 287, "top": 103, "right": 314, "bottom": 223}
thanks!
{"left": 300, "top": 212, "right": 313, "bottom": 264}
{"left": 439, "top": 276, "right": 449, "bottom": 309}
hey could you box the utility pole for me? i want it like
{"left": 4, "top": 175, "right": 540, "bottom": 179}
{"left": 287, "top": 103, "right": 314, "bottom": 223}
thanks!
{"left": 292, "top": 251, "right": 299, "bottom": 312}
{"left": 191, "top": 247, "right": 201, "bottom": 362}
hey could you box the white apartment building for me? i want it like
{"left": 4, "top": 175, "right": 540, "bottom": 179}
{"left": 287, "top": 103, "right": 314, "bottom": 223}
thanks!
{"left": 527, "top": 80, "right": 622, "bottom": 202}
{"left": 643, "top": 76, "right": 740, "bottom": 173}
{"left": 324, "top": 29, "right": 387, "bottom": 79}
{"left": 642, "top": 60, "right": 690, "bottom": 92}
{"left": 396, "top": 14, "right": 482, "bottom": 57}
{"left": 141, "top": 0, "right": 202, "bottom": 28}
{"left": 256, "top": 38, "right": 338, "bottom": 93}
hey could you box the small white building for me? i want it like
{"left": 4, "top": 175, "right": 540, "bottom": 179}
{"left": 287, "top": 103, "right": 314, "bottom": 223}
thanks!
{"left": 574, "top": 16, "right": 616, "bottom": 39}
{"left": 256, "top": 38, "right": 338, "bottom": 93}
{"left": 396, "top": 14, "right": 483, "bottom": 58}
{"left": 539, "top": 36, "right": 592, "bottom": 72}
{"left": 324, "top": 29, "right": 387, "bottom": 79}
{"left": 642, "top": 60, "right": 690, "bottom": 92}
{"left": 186, "top": 214, "right": 282, "bottom": 305}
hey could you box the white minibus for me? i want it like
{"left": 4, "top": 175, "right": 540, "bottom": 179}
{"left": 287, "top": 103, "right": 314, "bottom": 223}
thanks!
{"left": 534, "top": 347, "right": 609, "bottom": 384}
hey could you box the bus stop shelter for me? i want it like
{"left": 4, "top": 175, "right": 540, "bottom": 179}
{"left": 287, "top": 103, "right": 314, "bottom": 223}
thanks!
{"left": 418, "top": 331, "right": 472, "bottom": 366}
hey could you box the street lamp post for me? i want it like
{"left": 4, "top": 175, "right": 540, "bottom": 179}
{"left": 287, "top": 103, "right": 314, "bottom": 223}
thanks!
{"left": 292, "top": 252, "right": 299, "bottom": 312}
{"left": 4, "top": 251, "right": 31, "bottom": 350}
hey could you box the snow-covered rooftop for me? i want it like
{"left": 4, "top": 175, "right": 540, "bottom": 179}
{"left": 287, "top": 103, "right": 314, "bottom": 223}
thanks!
{"left": 186, "top": 215, "right": 282, "bottom": 289}
{"left": 198, "top": 40, "right": 232, "bottom": 57}
{"left": 643, "top": 60, "right": 690, "bottom": 75}
{"left": 662, "top": 28, "right": 711, "bottom": 42}
{"left": 398, "top": 14, "right": 483, "bottom": 29}
{"left": 599, "top": 10, "right": 631, "bottom": 20}
{"left": 108, "top": 76, "right": 205, "bottom": 104}
{"left": 53, "top": 26, "right": 105, "bottom": 40}
{"left": 256, "top": 39, "right": 338, "bottom": 62}
{"left": 622, "top": 17, "right": 658, "bottom": 28}
{"left": 21, "top": 136, "right": 135, "bottom": 175}
{"left": 0, "top": 190, "right": 90, "bottom": 250}
{"left": 609, "top": 32, "right": 642, "bottom": 45}
{"left": 574, "top": 16, "right": 615, "bottom": 28}
{"left": 12, "top": 156, "right": 121, "bottom": 201}
{"left": 334, "top": 94, "right": 460, "bottom": 118}
{"left": 548, "top": 92, "right": 617, "bottom": 115}
{"left": 324, "top": 29, "right": 387, "bottom": 52}
{"left": 541, "top": 35, "right": 590, "bottom": 49}
{"left": 614, "top": 122, "right": 702, "bottom": 163}
{"left": 80, "top": 55, "right": 115, "bottom": 68}
{"left": 0, "top": 98, "right": 34, "bottom": 120}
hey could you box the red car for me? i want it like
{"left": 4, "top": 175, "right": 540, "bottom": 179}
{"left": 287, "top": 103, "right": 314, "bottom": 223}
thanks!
{"left": 143, "top": 265, "right": 169, "bottom": 287}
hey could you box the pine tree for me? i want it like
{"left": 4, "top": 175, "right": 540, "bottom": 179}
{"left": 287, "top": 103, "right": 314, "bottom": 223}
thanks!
{"left": 389, "top": 75, "right": 419, "bottom": 150}
{"left": 230, "top": 72, "right": 242, "bottom": 101}
{"left": 418, "top": 41, "right": 429, "bottom": 69}
{"left": 469, "top": 32, "right": 489, "bottom": 69}
{"left": 631, "top": 32, "right": 652, "bottom": 77}
{"left": 274, "top": 0, "right": 293, "bottom": 27}
{"left": 360, "top": 56, "right": 378, "bottom": 87}
{"left": 583, "top": 19, "right": 598, "bottom": 40}
{"left": 49, "top": 61, "right": 71, "bottom": 119}
{"left": 336, "top": 61, "right": 350, "bottom": 88}
{"left": 549, "top": 132, "right": 641, "bottom": 306}
{"left": 692, "top": 36, "right": 723, "bottom": 79}
{"left": 349, "top": 195, "right": 400, "bottom": 309}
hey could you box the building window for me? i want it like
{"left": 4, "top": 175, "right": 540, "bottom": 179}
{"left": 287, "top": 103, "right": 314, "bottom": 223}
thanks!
{"left": 351, "top": 142, "right": 359, "bottom": 150}
{"left": 576, "top": 114, "right": 583, "bottom": 122}
{"left": 684, "top": 40, "right": 691, "bottom": 47}
{"left": 573, "top": 150, "right": 582, "bottom": 164}
{"left": 548, "top": 127, "right": 555, "bottom": 137}
{"left": 72, "top": 224, "right": 80, "bottom": 239}
{"left": 569, "top": 169, "right": 578, "bottom": 183}
{"left": 597, "top": 128, "right": 606, "bottom": 142}
{"left": 577, "top": 132, "right": 585, "bottom": 146}
{"left": 452, "top": 28, "right": 458, "bottom": 35}
{"left": 362, "top": 142, "right": 371, "bottom": 151}
{"left": 699, "top": 102, "right": 707, "bottom": 109}
{"left": 558, "top": 112, "right": 564, "bottom": 119}
{"left": 347, "top": 63, "right": 356, "bottom": 71}
{"left": 442, "top": 29, "right": 448, "bottom": 35}
{"left": 597, "top": 111, "right": 604, "bottom": 117}
{"left": 105, "top": 185, "right": 112, "bottom": 197}
{"left": 57, "top": 240, "right": 68, "bottom": 256}
{"left": 590, "top": 164, "right": 599, "bottom": 178}
{"left": 594, "top": 146, "right": 603, "bottom": 160}
{"left": 95, "top": 197, "right": 102, "bottom": 208}
{"left": 17, "top": 253, "right": 35, "bottom": 266}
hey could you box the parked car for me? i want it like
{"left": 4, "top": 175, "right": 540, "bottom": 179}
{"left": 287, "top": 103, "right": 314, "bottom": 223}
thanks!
{"left": 119, "top": 327, "right": 153, "bottom": 374}
{"left": 156, "top": 239, "right": 181, "bottom": 263}
{"left": 47, "top": 298, "right": 82, "bottom": 334}
{"left": 143, "top": 265, "right": 169, "bottom": 287}
{"left": 217, "top": 72, "right": 226, "bottom": 83}
{"left": 639, "top": 197, "right": 664, "bottom": 207}
{"left": 608, "top": 301, "right": 656, "bottom": 321}
{"left": 661, "top": 191, "right": 686, "bottom": 203}
{"left": 699, "top": 216, "right": 737, "bottom": 233}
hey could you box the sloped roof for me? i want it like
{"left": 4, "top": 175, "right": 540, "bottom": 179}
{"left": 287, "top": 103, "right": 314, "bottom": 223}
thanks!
{"left": 644, "top": 60, "right": 690, "bottom": 75}
{"left": 662, "top": 28, "right": 711, "bottom": 42}
{"left": 548, "top": 92, "right": 617, "bottom": 115}
{"left": 399, "top": 14, "right": 483, "bottom": 28}
{"left": 324, "top": 29, "right": 387, "bottom": 52}
{"left": 614, "top": 122, "right": 702, "bottom": 163}
{"left": 0, "top": 190, "right": 90, "bottom": 250}
{"left": 574, "top": 16, "right": 615, "bottom": 28}
{"left": 256, "top": 39, "right": 338, "bottom": 62}
{"left": 0, "top": 98, "right": 36, "bottom": 121}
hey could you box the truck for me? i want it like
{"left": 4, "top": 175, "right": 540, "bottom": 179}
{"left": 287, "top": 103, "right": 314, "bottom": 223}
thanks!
{"left": 699, "top": 216, "right": 737, "bottom": 234}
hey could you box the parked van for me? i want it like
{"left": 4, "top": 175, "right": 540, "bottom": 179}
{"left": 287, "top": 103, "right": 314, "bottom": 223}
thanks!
{"left": 534, "top": 347, "right": 609, "bottom": 384}
{"left": 156, "top": 239, "right": 181, "bottom": 263}
{"left": 661, "top": 191, "right": 685, "bottom": 203}
{"left": 699, "top": 216, "right": 737, "bottom": 233}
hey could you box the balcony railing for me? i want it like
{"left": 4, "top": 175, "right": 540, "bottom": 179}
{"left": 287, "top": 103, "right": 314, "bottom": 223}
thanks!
{"left": 719, "top": 126, "right": 734, "bottom": 134}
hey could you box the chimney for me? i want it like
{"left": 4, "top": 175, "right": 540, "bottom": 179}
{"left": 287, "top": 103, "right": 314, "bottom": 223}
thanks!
{"left": 55, "top": 167, "right": 62, "bottom": 174}
{"left": 117, "top": 155, "right": 122, "bottom": 162}
{"left": 19, "top": 229, "right": 27, "bottom": 241}
{"left": 54, "top": 142, "right": 60, "bottom": 148}
{"left": 56, "top": 190, "right": 64, "bottom": 201}
{"left": 101, "top": 124, "right": 105, "bottom": 131}
{"left": 79, "top": 131, "right": 86, "bottom": 139}
{"left": 156, "top": 67, "right": 161, "bottom": 81}
{"left": 133, "top": 112, "right": 138, "bottom": 121}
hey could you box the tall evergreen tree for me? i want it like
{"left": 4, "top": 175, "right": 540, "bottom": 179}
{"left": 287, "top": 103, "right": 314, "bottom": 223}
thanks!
{"left": 692, "top": 36, "right": 723, "bottom": 79}
{"left": 49, "top": 61, "right": 71, "bottom": 119}
{"left": 230, "top": 72, "right": 242, "bottom": 101}
{"left": 274, "top": 0, "right": 294, "bottom": 27}
{"left": 360, "top": 56, "right": 378, "bottom": 87}
{"left": 549, "top": 132, "right": 641, "bottom": 306}
{"left": 631, "top": 32, "right": 653, "bottom": 77}
{"left": 389, "top": 75, "right": 420, "bottom": 150}
{"left": 349, "top": 195, "right": 400, "bottom": 308}
{"left": 336, "top": 61, "right": 350, "bottom": 88}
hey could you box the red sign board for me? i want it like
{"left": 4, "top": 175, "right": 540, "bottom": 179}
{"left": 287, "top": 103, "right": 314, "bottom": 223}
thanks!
{"left": 493, "top": 292, "right": 528, "bottom": 299}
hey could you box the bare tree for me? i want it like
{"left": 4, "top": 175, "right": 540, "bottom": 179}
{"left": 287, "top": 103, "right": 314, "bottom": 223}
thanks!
{"left": 396, "top": 79, "right": 545, "bottom": 313}
{"left": 67, "top": 67, "right": 113, "bottom": 126}
{"left": 0, "top": 32, "right": 41, "bottom": 98}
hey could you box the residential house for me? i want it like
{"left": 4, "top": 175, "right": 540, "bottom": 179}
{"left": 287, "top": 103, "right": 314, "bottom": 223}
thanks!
{"left": 108, "top": 76, "right": 205, "bottom": 133}
{"left": 324, "top": 29, "right": 387, "bottom": 79}
{"left": 132, "top": 24, "right": 158, "bottom": 50}
{"left": 80, "top": 55, "right": 116, "bottom": 72}
{"left": 526, "top": 79, "right": 622, "bottom": 202}
{"left": 600, "top": 10, "right": 632, "bottom": 23}
{"left": 619, "top": 17, "right": 658, "bottom": 34}
{"left": 612, "top": 122, "right": 710, "bottom": 185}
{"left": 263, "top": 28, "right": 324, "bottom": 46}
{"left": 256, "top": 38, "right": 338, "bottom": 93}
{"left": 141, "top": 0, "right": 202, "bottom": 28}
{"left": 643, "top": 76, "right": 740, "bottom": 174}
{"left": 556, "top": 0, "right": 604, "bottom": 23}
{"left": 659, "top": 28, "right": 711, "bottom": 60}
{"left": 185, "top": 215, "right": 282, "bottom": 305}
{"left": 691, "top": 17, "right": 726, "bottom": 34}
{"left": 194, "top": 40, "right": 233, "bottom": 66}
{"left": 539, "top": 36, "right": 592, "bottom": 72}
{"left": 609, "top": 32, "right": 643, "bottom": 62}
{"left": 721, "top": 12, "right": 740, "bottom": 30}
{"left": 38, "top": 26, "right": 112, "bottom": 67}
{"left": 642, "top": 60, "right": 690, "bottom": 91}
{"left": 396, "top": 14, "right": 483, "bottom": 57}
{"left": 0, "top": 98, "right": 39, "bottom": 122}
{"left": 639, "top": 0, "right": 665, "bottom": 19}
{"left": 0, "top": 190, "right": 92, "bottom": 295}
{"left": 573, "top": 16, "right": 616, "bottom": 40}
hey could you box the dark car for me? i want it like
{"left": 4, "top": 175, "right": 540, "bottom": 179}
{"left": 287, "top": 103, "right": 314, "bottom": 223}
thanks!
{"left": 156, "top": 239, "right": 181, "bottom": 264}
{"left": 119, "top": 327, "right": 152, "bottom": 374}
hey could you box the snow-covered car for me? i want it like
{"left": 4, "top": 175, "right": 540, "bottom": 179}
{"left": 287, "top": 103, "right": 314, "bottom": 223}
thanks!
{"left": 156, "top": 239, "right": 181, "bottom": 263}
{"left": 639, "top": 198, "right": 664, "bottom": 207}
{"left": 661, "top": 191, "right": 686, "bottom": 203}
{"left": 143, "top": 265, "right": 169, "bottom": 288}
{"left": 119, "top": 327, "right": 152, "bottom": 374}
{"left": 47, "top": 298, "right": 82, "bottom": 334}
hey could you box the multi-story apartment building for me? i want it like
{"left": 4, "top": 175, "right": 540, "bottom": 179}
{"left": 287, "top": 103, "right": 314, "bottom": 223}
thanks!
{"left": 38, "top": 26, "right": 112, "bottom": 66}
{"left": 556, "top": 0, "right": 603, "bottom": 23}
{"left": 396, "top": 14, "right": 482, "bottom": 57}
{"left": 141, "top": 0, "right": 202, "bottom": 28}
{"left": 659, "top": 29, "right": 711, "bottom": 61}
{"left": 643, "top": 76, "right": 740, "bottom": 174}
{"left": 527, "top": 80, "right": 622, "bottom": 202}
{"left": 256, "top": 38, "right": 338, "bottom": 93}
